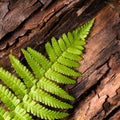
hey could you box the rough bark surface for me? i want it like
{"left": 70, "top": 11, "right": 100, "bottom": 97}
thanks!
{"left": 0, "top": 0, "right": 120, "bottom": 120}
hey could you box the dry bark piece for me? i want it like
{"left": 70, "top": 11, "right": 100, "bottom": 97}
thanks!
{"left": 68, "top": 3, "right": 120, "bottom": 120}
{"left": 0, "top": 0, "right": 42, "bottom": 40}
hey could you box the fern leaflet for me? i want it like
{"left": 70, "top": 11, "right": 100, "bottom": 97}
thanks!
{"left": 0, "top": 84, "right": 20, "bottom": 110}
{"left": 29, "top": 86, "right": 72, "bottom": 109}
{"left": 23, "top": 95, "right": 69, "bottom": 120}
{"left": 0, "top": 106, "right": 11, "bottom": 120}
{"left": 0, "top": 68, "right": 27, "bottom": 98}
{"left": 9, "top": 55, "right": 37, "bottom": 88}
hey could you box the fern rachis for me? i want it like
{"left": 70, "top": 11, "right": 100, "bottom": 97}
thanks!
{"left": 0, "top": 19, "right": 94, "bottom": 120}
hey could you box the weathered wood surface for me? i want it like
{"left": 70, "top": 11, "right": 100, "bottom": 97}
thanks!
{"left": 0, "top": 0, "right": 120, "bottom": 120}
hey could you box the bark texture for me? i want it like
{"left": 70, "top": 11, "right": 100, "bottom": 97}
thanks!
{"left": 0, "top": 0, "right": 120, "bottom": 120}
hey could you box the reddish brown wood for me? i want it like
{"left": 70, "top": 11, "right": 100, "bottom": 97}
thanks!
{"left": 67, "top": 4, "right": 120, "bottom": 120}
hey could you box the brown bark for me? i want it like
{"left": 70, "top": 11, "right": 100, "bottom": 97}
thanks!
{"left": 0, "top": 0, "right": 120, "bottom": 120}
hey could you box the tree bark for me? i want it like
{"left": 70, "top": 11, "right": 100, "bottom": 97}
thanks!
{"left": 0, "top": 0, "right": 120, "bottom": 120}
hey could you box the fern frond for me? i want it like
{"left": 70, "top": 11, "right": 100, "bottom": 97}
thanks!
{"left": 37, "top": 77, "right": 75, "bottom": 100}
{"left": 62, "top": 33, "right": 71, "bottom": 47}
{"left": 58, "top": 56, "right": 80, "bottom": 68}
{"left": 0, "top": 85, "right": 20, "bottom": 110}
{"left": 0, "top": 106, "right": 11, "bottom": 120}
{"left": 0, "top": 68, "right": 27, "bottom": 98}
{"left": 45, "top": 69, "right": 76, "bottom": 84}
{"left": 74, "top": 45, "right": 84, "bottom": 51}
{"left": 23, "top": 95, "right": 69, "bottom": 120}
{"left": 75, "top": 18, "right": 95, "bottom": 40}
{"left": 0, "top": 19, "right": 94, "bottom": 120}
{"left": 73, "top": 40, "right": 86, "bottom": 47}
{"left": 22, "top": 49, "right": 45, "bottom": 79}
{"left": 52, "top": 62, "right": 82, "bottom": 76}
{"left": 45, "top": 42, "right": 57, "bottom": 62}
{"left": 58, "top": 37, "right": 66, "bottom": 51}
{"left": 9, "top": 55, "right": 37, "bottom": 88}
{"left": 51, "top": 37, "right": 62, "bottom": 56}
{"left": 67, "top": 32, "right": 74, "bottom": 43}
{"left": 62, "top": 51, "right": 83, "bottom": 61}
{"left": 27, "top": 47, "right": 51, "bottom": 70}
{"left": 67, "top": 47, "right": 83, "bottom": 55}
{"left": 11, "top": 106, "right": 33, "bottom": 120}
{"left": 29, "top": 86, "right": 72, "bottom": 109}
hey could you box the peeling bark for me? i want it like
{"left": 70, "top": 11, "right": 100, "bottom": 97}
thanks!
{"left": 0, "top": 0, "right": 120, "bottom": 119}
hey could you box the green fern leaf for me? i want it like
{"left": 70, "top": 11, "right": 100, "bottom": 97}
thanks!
{"left": 51, "top": 37, "right": 62, "bottom": 56}
{"left": 45, "top": 42, "right": 57, "bottom": 62}
{"left": 58, "top": 37, "right": 66, "bottom": 51}
{"left": 67, "top": 47, "right": 83, "bottom": 55}
{"left": 22, "top": 49, "right": 45, "bottom": 79}
{"left": 58, "top": 56, "right": 80, "bottom": 68}
{"left": 74, "top": 19, "right": 95, "bottom": 40}
{"left": 11, "top": 106, "right": 33, "bottom": 120}
{"left": 0, "top": 85, "right": 20, "bottom": 110}
{"left": 29, "top": 86, "right": 72, "bottom": 109}
{"left": 62, "top": 33, "right": 71, "bottom": 47}
{"left": 23, "top": 95, "right": 69, "bottom": 120}
{"left": 52, "top": 62, "right": 82, "bottom": 76}
{"left": 45, "top": 69, "right": 76, "bottom": 84}
{"left": 0, "top": 106, "right": 11, "bottom": 120}
{"left": 37, "top": 77, "right": 75, "bottom": 100}
{"left": 62, "top": 51, "right": 83, "bottom": 61}
{"left": 67, "top": 32, "right": 74, "bottom": 43}
{"left": 9, "top": 55, "right": 37, "bottom": 88}
{"left": 74, "top": 45, "right": 84, "bottom": 51}
{"left": 0, "top": 107, "right": 5, "bottom": 120}
{"left": 0, "top": 68, "right": 27, "bottom": 98}
{"left": 27, "top": 47, "right": 51, "bottom": 70}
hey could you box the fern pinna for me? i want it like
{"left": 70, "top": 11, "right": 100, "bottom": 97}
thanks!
{"left": 0, "top": 19, "right": 94, "bottom": 120}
